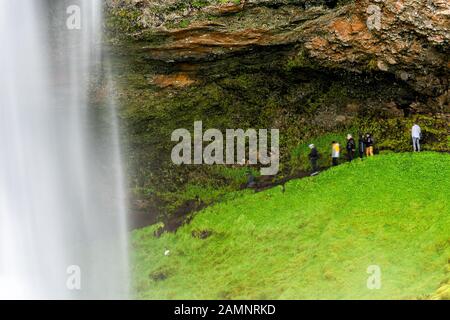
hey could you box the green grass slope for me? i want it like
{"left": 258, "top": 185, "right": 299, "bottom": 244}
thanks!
{"left": 132, "top": 152, "right": 450, "bottom": 299}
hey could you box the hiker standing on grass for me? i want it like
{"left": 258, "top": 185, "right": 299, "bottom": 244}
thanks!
{"left": 308, "top": 144, "right": 319, "bottom": 175}
{"left": 364, "top": 133, "right": 374, "bottom": 157}
{"left": 331, "top": 141, "right": 340, "bottom": 166}
{"left": 346, "top": 134, "right": 356, "bottom": 161}
{"left": 412, "top": 123, "right": 422, "bottom": 152}
{"left": 358, "top": 134, "right": 365, "bottom": 159}
{"left": 245, "top": 160, "right": 256, "bottom": 188}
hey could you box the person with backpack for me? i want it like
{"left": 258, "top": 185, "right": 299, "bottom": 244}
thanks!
{"left": 411, "top": 123, "right": 422, "bottom": 152}
{"left": 308, "top": 144, "right": 319, "bottom": 175}
{"left": 331, "top": 141, "right": 340, "bottom": 166}
{"left": 358, "top": 134, "right": 365, "bottom": 159}
{"left": 364, "top": 133, "right": 374, "bottom": 157}
{"left": 346, "top": 134, "right": 356, "bottom": 161}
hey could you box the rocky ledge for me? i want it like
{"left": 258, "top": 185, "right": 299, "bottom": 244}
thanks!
{"left": 106, "top": 0, "right": 449, "bottom": 107}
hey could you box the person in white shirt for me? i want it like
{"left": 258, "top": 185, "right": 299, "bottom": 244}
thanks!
{"left": 411, "top": 124, "right": 421, "bottom": 152}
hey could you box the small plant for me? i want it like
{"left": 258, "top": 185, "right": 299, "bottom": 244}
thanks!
{"left": 179, "top": 19, "right": 190, "bottom": 28}
{"left": 192, "top": 0, "right": 210, "bottom": 9}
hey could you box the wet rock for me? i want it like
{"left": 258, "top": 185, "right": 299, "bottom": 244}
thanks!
{"left": 107, "top": 0, "right": 449, "bottom": 98}
{"left": 152, "top": 73, "right": 196, "bottom": 87}
{"left": 382, "top": 101, "right": 403, "bottom": 117}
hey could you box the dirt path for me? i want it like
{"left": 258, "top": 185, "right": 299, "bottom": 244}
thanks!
{"left": 129, "top": 165, "right": 333, "bottom": 234}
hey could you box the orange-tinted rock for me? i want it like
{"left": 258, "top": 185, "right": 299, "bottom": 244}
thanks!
{"left": 309, "top": 37, "right": 328, "bottom": 49}
{"left": 203, "top": 3, "right": 245, "bottom": 15}
{"left": 152, "top": 73, "right": 196, "bottom": 88}
{"left": 109, "top": 0, "right": 450, "bottom": 97}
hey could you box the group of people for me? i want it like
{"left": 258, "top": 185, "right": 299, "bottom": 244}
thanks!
{"left": 308, "top": 124, "right": 422, "bottom": 175}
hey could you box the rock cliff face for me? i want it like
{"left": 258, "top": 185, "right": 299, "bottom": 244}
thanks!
{"left": 104, "top": 1, "right": 449, "bottom": 220}
{"left": 106, "top": 0, "right": 449, "bottom": 106}
{"left": 300, "top": 0, "right": 449, "bottom": 99}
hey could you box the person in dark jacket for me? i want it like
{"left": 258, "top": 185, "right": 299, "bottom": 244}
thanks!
{"left": 245, "top": 161, "right": 256, "bottom": 188}
{"left": 346, "top": 134, "right": 356, "bottom": 161}
{"left": 308, "top": 144, "right": 319, "bottom": 175}
{"left": 358, "top": 134, "right": 365, "bottom": 159}
{"left": 364, "top": 133, "right": 374, "bottom": 157}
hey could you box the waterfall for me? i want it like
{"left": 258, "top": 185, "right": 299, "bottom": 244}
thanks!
{"left": 0, "top": 0, "right": 129, "bottom": 299}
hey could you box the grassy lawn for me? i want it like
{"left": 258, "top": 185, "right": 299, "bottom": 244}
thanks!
{"left": 132, "top": 152, "right": 450, "bottom": 299}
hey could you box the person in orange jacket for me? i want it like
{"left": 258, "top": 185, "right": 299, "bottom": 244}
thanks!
{"left": 364, "top": 133, "right": 374, "bottom": 157}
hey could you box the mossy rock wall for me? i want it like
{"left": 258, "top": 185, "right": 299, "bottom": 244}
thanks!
{"left": 104, "top": 0, "right": 449, "bottom": 218}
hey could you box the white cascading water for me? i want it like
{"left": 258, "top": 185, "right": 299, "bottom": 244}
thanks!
{"left": 0, "top": 0, "right": 129, "bottom": 299}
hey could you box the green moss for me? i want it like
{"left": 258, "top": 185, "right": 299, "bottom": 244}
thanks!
{"left": 366, "top": 58, "right": 378, "bottom": 72}
{"left": 178, "top": 19, "right": 191, "bottom": 28}
{"left": 285, "top": 49, "right": 319, "bottom": 71}
{"left": 192, "top": 0, "right": 210, "bottom": 9}
{"left": 104, "top": 7, "right": 142, "bottom": 39}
